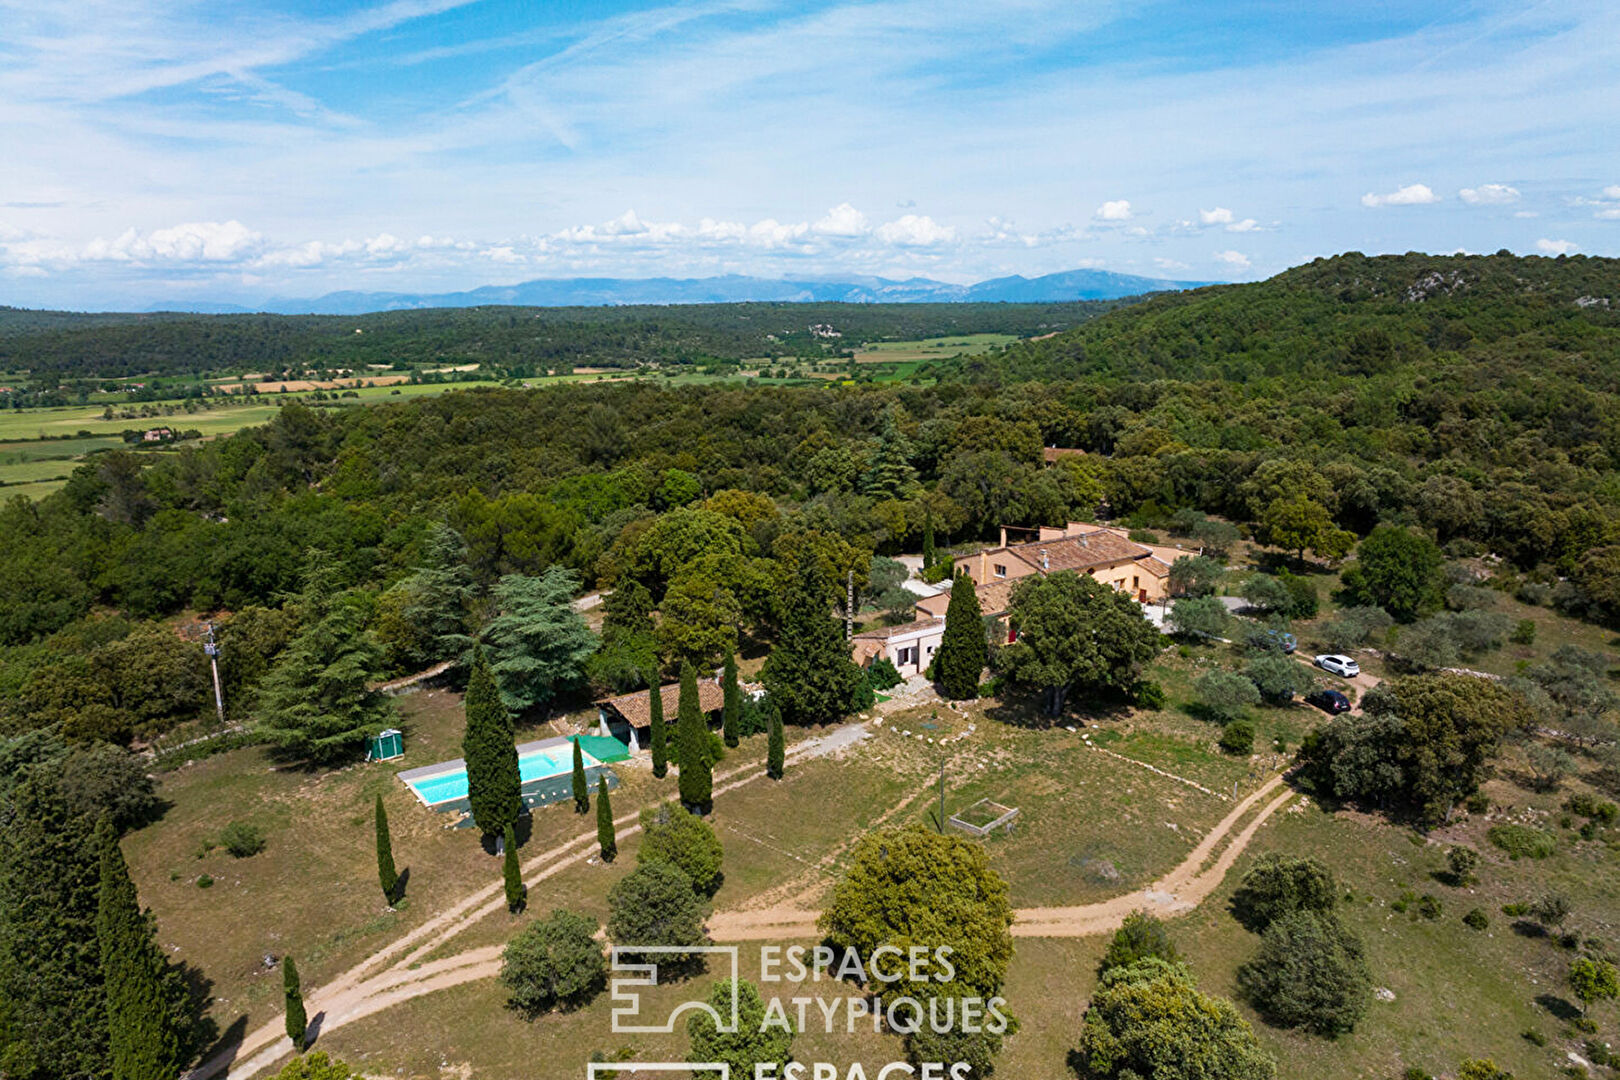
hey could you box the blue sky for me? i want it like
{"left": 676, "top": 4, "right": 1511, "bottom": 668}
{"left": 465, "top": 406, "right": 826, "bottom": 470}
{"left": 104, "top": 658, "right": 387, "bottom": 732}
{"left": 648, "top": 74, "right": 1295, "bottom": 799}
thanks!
{"left": 0, "top": 0, "right": 1616, "bottom": 308}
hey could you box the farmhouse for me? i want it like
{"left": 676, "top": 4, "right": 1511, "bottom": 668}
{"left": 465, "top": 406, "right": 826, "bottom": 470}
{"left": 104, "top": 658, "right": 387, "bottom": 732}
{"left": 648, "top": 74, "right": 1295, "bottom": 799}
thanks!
{"left": 851, "top": 616, "right": 944, "bottom": 679}
{"left": 956, "top": 522, "right": 1185, "bottom": 603}
{"left": 594, "top": 677, "right": 725, "bottom": 752}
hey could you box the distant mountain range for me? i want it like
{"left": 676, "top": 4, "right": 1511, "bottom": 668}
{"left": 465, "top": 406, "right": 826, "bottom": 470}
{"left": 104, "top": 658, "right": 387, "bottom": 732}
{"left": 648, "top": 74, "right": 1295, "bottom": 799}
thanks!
{"left": 147, "top": 268, "right": 1216, "bottom": 315}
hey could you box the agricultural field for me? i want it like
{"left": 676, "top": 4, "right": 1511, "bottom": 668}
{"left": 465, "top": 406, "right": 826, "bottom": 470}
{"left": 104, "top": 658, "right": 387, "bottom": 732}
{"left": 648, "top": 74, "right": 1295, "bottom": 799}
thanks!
{"left": 852, "top": 333, "right": 1019, "bottom": 362}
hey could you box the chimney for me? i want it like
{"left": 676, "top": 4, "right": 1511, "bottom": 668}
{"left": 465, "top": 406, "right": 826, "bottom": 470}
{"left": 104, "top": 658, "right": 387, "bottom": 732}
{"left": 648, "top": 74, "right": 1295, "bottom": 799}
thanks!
{"left": 1078, "top": 535, "right": 1088, "bottom": 548}
{"left": 999, "top": 525, "right": 1009, "bottom": 547}
{"left": 1039, "top": 548, "right": 1049, "bottom": 571}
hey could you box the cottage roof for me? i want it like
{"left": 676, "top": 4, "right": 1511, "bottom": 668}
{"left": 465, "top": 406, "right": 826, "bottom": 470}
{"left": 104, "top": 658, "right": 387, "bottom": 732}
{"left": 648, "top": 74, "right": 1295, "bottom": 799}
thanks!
{"left": 595, "top": 679, "right": 725, "bottom": 726}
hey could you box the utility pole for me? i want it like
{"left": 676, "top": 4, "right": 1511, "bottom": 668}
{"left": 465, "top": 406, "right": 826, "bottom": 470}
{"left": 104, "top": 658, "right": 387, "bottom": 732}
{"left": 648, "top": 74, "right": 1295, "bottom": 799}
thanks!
{"left": 204, "top": 622, "right": 225, "bottom": 724}
{"left": 846, "top": 568, "right": 855, "bottom": 642}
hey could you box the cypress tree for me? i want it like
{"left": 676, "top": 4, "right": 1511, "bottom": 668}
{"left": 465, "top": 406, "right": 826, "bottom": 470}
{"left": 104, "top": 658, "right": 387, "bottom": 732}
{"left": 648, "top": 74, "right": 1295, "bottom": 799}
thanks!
{"left": 922, "top": 510, "right": 937, "bottom": 570}
{"left": 676, "top": 661, "right": 713, "bottom": 812}
{"left": 596, "top": 776, "right": 617, "bottom": 862}
{"left": 375, "top": 795, "right": 398, "bottom": 905}
{"left": 936, "top": 573, "right": 988, "bottom": 701}
{"left": 283, "top": 955, "right": 306, "bottom": 1051}
{"left": 571, "top": 738, "right": 589, "bottom": 814}
{"left": 767, "top": 708, "right": 785, "bottom": 780}
{"left": 96, "top": 819, "right": 187, "bottom": 1080}
{"left": 648, "top": 670, "right": 668, "bottom": 778}
{"left": 503, "top": 824, "right": 526, "bottom": 913}
{"left": 721, "top": 651, "right": 741, "bottom": 748}
{"left": 463, "top": 645, "right": 521, "bottom": 839}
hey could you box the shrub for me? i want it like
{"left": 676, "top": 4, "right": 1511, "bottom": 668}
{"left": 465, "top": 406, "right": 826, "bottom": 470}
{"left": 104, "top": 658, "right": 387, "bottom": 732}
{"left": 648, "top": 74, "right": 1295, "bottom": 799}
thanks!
{"left": 1416, "top": 894, "right": 1443, "bottom": 920}
{"left": 1098, "top": 911, "right": 1180, "bottom": 977}
{"left": 1488, "top": 824, "right": 1557, "bottom": 860}
{"left": 1510, "top": 619, "right": 1537, "bottom": 645}
{"left": 866, "top": 658, "right": 903, "bottom": 691}
{"left": 1236, "top": 911, "right": 1373, "bottom": 1037}
{"left": 1501, "top": 902, "right": 1529, "bottom": 917}
{"left": 196, "top": 874, "right": 213, "bottom": 889}
{"left": 1232, "top": 853, "right": 1338, "bottom": 932}
{"left": 1220, "top": 720, "right": 1256, "bottom": 756}
{"left": 1568, "top": 793, "right": 1619, "bottom": 825}
{"left": 1446, "top": 845, "right": 1480, "bottom": 886}
{"left": 500, "top": 909, "right": 607, "bottom": 1015}
{"left": 1465, "top": 792, "right": 1490, "bottom": 815}
{"left": 1531, "top": 893, "right": 1572, "bottom": 927}
{"left": 1521, "top": 1028, "right": 1546, "bottom": 1046}
{"left": 1133, "top": 680, "right": 1167, "bottom": 710}
{"left": 219, "top": 821, "right": 266, "bottom": 858}
{"left": 1463, "top": 908, "right": 1490, "bottom": 931}
{"left": 606, "top": 862, "right": 707, "bottom": 954}
{"left": 638, "top": 803, "right": 724, "bottom": 897}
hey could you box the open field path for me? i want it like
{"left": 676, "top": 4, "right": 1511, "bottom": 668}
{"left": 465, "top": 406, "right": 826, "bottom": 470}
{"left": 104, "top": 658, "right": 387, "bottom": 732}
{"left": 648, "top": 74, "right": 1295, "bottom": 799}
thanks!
{"left": 218, "top": 772, "right": 1298, "bottom": 1080}
{"left": 704, "top": 772, "right": 1294, "bottom": 942}
{"left": 198, "top": 726, "right": 868, "bottom": 1080}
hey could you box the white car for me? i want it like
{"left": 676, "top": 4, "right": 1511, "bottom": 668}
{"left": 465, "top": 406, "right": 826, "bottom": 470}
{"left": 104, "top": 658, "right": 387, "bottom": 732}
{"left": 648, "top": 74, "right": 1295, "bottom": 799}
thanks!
{"left": 1315, "top": 654, "right": 1360, "bottom": 678}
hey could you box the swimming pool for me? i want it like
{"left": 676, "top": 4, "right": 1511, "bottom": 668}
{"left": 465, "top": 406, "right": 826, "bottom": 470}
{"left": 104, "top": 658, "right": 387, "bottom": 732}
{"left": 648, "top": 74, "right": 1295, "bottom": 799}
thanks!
{"left": 402, "top": 741, "right": 600, "bottom": 808}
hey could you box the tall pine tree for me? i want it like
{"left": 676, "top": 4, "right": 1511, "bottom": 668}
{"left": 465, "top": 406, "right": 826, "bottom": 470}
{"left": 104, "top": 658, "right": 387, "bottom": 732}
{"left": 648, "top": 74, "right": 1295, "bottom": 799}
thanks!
{"left": 375, "top": 795, "right": 398, "bottom": 905}
{"left": 767, "top": 708, "right": 785, "bottom": 780}
{"left": 283, "top": 955, "right": 306, "bottom": 1050}
{"left": 463, "top": 645, "right": 521, "bottom": 840}
{"left": 859, "top": 407, "right": 918, "bottom": 499}
{"left": 648, "top": 670, "right": 668, "bottom": 779}
{"left": 571, "top": 738, "right": 589, "bottom": 814}
{"left": 936, "top": 573, "right": 989, "bottom": 701}
{"left": 721, "top": 651, "right": 741, "bottom": 748}
{"left": 676, "top": 661, "right": 713, "bottom": 813}
{"left": 502, "top": 825, "right": 526, "bottom": 913}
{"left": 96, "top": 819, "right": 188, "bottom": 1080}
{"left": 256, "top": 556, "right": 397, "bottom": 763}
{"left": 596, "top": 777, "right": 617, "bottom": 862}
{"left": 922, "top": 510, "right": 937, "bottom": 571}
{"left": 760, "top": 559, "right": 866, "bottom": 726}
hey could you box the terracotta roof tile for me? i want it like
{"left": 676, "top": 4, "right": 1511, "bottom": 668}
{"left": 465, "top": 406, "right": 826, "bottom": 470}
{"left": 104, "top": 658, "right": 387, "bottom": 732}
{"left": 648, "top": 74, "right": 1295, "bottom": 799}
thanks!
{"left": 596, "top": 679, "right": 724, "bottom": 727}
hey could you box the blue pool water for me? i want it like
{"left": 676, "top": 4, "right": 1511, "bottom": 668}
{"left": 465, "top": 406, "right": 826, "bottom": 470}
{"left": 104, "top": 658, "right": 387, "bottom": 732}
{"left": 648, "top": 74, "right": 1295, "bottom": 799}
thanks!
{"left": 406, "top": 744, "right": 594, "bottom": 806}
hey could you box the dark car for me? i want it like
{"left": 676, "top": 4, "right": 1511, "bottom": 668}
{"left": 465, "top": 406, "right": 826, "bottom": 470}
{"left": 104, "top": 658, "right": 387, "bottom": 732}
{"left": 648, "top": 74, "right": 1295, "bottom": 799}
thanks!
{"left": 1305, "top": 689, "right": 1352, "bottom": 714}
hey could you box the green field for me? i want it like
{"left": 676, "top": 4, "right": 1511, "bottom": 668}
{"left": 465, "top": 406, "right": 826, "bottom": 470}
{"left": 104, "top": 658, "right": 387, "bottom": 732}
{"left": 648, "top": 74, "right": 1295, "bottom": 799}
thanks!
{"left": 854, "top": 332, "right": 1020, "bottom": 361}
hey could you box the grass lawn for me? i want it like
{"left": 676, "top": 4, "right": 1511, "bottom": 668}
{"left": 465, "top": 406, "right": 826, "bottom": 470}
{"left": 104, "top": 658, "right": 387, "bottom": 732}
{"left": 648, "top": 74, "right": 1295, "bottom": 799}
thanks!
{"left": 124, "top": 606, "right": 1620, "bottom": 1080}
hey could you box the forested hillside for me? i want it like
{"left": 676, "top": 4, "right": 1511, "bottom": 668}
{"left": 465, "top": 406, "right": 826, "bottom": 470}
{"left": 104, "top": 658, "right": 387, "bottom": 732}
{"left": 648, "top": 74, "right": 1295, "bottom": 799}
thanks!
{"left": 4, "top": 252, "right": 1620, "bottom": 738}
{"left": 0, "top": 300, "right": 1109, "bottom": 379}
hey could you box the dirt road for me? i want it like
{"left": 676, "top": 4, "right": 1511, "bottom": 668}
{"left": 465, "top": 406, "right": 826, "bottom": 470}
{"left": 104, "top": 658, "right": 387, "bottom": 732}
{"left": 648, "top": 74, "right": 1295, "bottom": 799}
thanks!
{"left": 198, "top": 725, "right": 868, "bottom": 1080}
{"left": 201, "top": 729, "right": 1293, "bottom": 1079}
{"left": 705, "top": 773, "right": 1295, "bottom": 942}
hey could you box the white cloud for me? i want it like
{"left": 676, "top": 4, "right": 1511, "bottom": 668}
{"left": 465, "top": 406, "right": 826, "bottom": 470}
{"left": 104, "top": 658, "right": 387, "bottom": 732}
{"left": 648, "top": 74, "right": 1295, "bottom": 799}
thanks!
{"left": 1458, "top": 183, "right": 1520, "bottom": 205}
{"left": 1154, "top": 256, "right": 1189, "bottom": 271}
{"left": 813, "top": 203, "right": 869, "bottom": 237}
{"left": 748, "top": 218, "right": 810, "bottom": 247}
{"left": 1604, "top": 186, "right": 1620, "bottom": 200}
{"left": 1198, "top": 207, "right": 1234, "bottom": 225}
{"left": 1360, "top": 183, "right": 1440, "bottom": 208}
{"left": 874, "top": 214, "right": 954, "bottom": 247}
{"left": 1095, "top": 200, "right": 1133, "bottom": 221}
{"left": 1597, "top": 208, "right": 1620, "bottom": 220}
{"left": 1214, "top": 249, "right": 1251, "bottom": 270}
{"left": 1514, "top": 210, "right": 1540, "bottom": 218}
{"left": 83, "top": 220, "right": 263, "bottom": 262}
{"left": 1536, "top": 238, "right": 1578, "bottom": 255}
